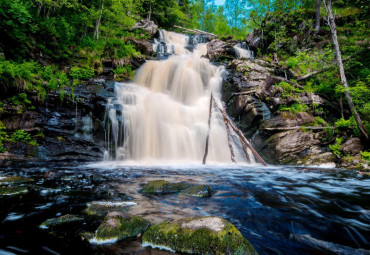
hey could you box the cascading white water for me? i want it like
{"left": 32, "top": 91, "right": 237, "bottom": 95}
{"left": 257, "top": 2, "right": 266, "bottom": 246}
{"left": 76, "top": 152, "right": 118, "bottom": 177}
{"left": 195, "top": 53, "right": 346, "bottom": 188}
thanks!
{"left": 105, "top": 30, "right": 254, "bottom": 164}
{"left": 234, "top": 42, "right": 254, "bottom": 59}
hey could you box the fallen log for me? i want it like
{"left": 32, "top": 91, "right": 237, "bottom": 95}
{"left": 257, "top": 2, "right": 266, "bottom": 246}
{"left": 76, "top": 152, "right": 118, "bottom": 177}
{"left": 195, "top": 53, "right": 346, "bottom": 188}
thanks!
{"left": 202, "top": 93, "right": 213, "bottom": 165}
{"left": 263, "top": 126, "right": 335, "bottom": 131}
{"left": 212, "top": 96, "right": 267, "bottom": 166}
{"left": 173, "top": 25, "right": 217, "bottom": 37}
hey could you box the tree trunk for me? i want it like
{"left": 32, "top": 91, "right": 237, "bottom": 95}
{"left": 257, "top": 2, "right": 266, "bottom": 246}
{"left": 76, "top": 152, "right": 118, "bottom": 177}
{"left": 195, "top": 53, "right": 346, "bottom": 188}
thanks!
{"left": 202, "top": 94, "right": 213, "bottom": 165}
{"left": 148, "top": 1, "right": 152, "bottom": 21}
{"left": 324, "top": 0, "right": 369, "bottom": 141}
{"left": 315, "top": 0, "right": 321, "bottom": 34}
{"left": 94, "top": 0, "right": 104, "bottom": 40}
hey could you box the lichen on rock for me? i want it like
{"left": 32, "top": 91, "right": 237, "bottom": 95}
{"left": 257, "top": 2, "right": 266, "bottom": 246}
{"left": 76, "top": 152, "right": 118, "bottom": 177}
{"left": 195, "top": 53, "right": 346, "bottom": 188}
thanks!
{"left": 90, "top": 212, "right": 150, "bottom": 244}
{"left": 142, "top": 216, "right": 258, "bottom": 255}
{"left": 179, "top": 184, "right": 214, "bottom": 198}
{"left": 141, "top": 180, "right": 191, "bottom": 195}
{"left": 0, "top": 186, "right": 28, "bottom": 196}
{"left": 0, "top": 176, "right": 34, "bottom": 185}
{"left": 39, "top": 214, "right": 84, "bottom": 229}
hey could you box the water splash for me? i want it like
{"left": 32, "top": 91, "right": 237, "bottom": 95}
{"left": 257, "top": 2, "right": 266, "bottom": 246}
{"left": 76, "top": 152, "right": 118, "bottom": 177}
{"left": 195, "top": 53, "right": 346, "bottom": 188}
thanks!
{"left": 234, "top": 42, "right": 254, "bottom": 59}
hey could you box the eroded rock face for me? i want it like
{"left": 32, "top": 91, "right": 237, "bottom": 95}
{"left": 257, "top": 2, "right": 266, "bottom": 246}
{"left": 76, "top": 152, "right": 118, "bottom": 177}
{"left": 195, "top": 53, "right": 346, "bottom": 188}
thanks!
{"left": 245, "top": 29, "right": 263, "bottom": 51}
{"left": 133, "top": 19, "right": 158, "bottom": 36}
{"left": 142, "top": 216, "right": 258, "bottom": 255}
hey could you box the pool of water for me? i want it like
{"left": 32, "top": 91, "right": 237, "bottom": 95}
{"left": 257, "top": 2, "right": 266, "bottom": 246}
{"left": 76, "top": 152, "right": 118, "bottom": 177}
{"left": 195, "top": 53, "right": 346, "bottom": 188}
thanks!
{"left": 0, "top": 162, "right": 369, "bottom": 255}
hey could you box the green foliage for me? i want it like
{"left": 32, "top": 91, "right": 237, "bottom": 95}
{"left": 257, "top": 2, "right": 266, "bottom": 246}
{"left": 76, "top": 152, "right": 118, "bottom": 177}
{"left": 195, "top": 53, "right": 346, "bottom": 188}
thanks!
{"left": 7, "top": 93, "right": 31, "bottom": 106}
{"left": 69, "top": 66, "right": 94, "bottom": 80}
{"left": 329, "top": 137, "right": 344, "bottom": 157}
{"left": 361, "top": 151, "right": 370, "bottom": 163}
{"left": 11, "top": 129, "right": 31, "bottom": 142}
{"left": 279, "top": 102, "right": 308, "bottom": 114}
{"left": 277, "top": 81, "right": 303, "bottom": 98}
{"left": 114, "top": 65, "right": 135, "bottom": 79}
{"left": 0, "top": 121, "right": 8, "bottom": 152}
{"left": 335, "top": 117, "right": 356, "bottom": 128}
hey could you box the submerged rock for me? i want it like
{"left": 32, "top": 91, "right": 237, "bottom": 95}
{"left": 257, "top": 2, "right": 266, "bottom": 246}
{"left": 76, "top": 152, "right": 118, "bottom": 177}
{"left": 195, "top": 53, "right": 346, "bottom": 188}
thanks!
{"left": 179, "top": 185, "right": 213, "bottom": 198}
{"left": 0, "top": 186, "right": 28, "bottom": 196}
{"left": 0, "top": 176, "right": 34, "bottom": 185}
{"left": 141, "top": 180, "right": 191, "bottom": 195}
{"left": 90, "top": 212, "right": 150, "bottom": 245}
{"left": 83, "top": 201, "right": 136, "bottom": 217}
{"left": 142, "top": 216, "right": 258, "bottom": 255}
{"left": 39, "top": 214, "right": 84, "bottom": 229}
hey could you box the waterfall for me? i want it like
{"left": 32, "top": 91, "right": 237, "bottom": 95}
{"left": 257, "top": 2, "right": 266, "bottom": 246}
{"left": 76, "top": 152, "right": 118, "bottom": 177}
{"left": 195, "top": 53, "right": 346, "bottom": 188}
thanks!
{"left": 234, "top": 42, "right": 254, "bottom": 60}
{"left": 105, "top": 30, "right": 254, "bottom": 164}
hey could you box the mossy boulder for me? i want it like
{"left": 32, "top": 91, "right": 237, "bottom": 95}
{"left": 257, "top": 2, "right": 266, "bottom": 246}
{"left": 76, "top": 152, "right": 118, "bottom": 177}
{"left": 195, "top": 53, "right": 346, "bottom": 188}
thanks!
{"left": 90, "top": 212, "right": 150, "bottom": 244}
{"left": 179, "top": 185, "right": 214, "bottom": 198}
{"left": 142, "top": 216, "right": 258, "bottom": 255}
{"left": 0, "top": 186, "right": 28, "bottom": 196}
{"left": 141, "top": 180, "right": 191, "bottom": 195}
{"left": 0, "top": 176, "right": 34, "bottom": 185}
{"left": 40, "top": 214, "right": 84, "bottom": 229}
{"left": 83, "top": 201, "right": 136, "bottom": 217}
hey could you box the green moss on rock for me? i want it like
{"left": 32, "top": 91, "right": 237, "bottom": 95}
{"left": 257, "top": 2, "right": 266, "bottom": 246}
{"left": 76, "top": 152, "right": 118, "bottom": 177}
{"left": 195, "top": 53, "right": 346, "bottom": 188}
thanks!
{"left": 0, "top": 186, "right": 28, "bottom": 196}
{"left": 179, "top": 185, "right": 214, "bottom": 198}
{"left": 92, "top": 212, "right": 150, "bottom": 244}
{"left": 40, "top": 214, "right": 84, "bottom": 229}
{"left": 141, "top": 180, "right": 191, "bottom": 194}
{"left": 142, "top": 216, "right": 258, "bottom": 255}
{"left": 0, "top": 176, "right": 34, "bottom": 185}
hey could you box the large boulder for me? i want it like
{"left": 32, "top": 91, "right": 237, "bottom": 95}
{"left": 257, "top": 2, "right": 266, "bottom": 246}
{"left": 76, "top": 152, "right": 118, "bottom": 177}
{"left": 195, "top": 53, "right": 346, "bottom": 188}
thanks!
{"left": 207, "top": 39, "right": 234, "bottom": 61}
{"left": 340, "top": 138, "right": 363, "bottom": 155}
{"left": 142, "top": 216, "right": 258, "bottom": 255}
{"left": 90, "top": 212, "right": 150, "bottom": 244}
{"left": 132, "top": 19, "right": 158, "bottom": 36}
{"left": 39, "top": 214, "right": 84, "bottom": 229}
{"left": 125, "top": 37, "right": 153, "bottom": 56}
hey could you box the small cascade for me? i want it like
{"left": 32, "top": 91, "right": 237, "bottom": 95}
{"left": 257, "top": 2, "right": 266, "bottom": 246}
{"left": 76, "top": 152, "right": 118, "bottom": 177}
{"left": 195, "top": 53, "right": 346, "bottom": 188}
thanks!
{"left": 234, "top": 42, "right": 254, "bottom": 60}
{"left": 105, "top": 30, "right": 259, "bottom": 164}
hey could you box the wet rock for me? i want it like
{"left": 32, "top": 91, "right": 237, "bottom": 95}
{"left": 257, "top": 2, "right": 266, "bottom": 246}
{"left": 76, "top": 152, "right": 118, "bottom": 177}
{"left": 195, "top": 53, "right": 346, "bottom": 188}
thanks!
{"left": 0, "top": 186, "right": 28, "bottom": 196}
{"left": 90, "top": 212, "right": 150, "bottom": 244}
{"left": 340, "top": 138, "right": 363, "bottom": 155}
{"left": 141, "top": 180, "right": 191, "bottom": 195}
{"left": 125, "top": 37, "right": 153, "bottom": 56}
{"left": 39, "top": 214, "right": 84, "bottom": 229}
{"left": 83, "top": 201, "right": 136, "bottom": 217}
{"left": 0, "top": 176, "right": 34, "bottom": 185}
{"left": 142, "top": 216, "right": 258, "bottom": 255}
{"left": 133, "top": 19, "right": 158, "bottom": 36}
{"left": 207, "top": 39, "right": 234, "bottom": 61}
{"left": 262, "top": 112, "right": 316, "bottom": 129}
{"left": 179, "top": 185, "right": 213, "bottom": 198}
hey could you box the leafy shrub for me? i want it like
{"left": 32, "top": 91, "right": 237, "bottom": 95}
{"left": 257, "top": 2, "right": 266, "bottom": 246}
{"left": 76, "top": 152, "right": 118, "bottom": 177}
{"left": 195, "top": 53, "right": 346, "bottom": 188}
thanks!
{"left": 277, "top": 81, "right": 303, "bottom": 98}
{"left": 335, "top": 117, "right": 356, "bottom": 128}
{"left": 114, "top": 65, "right": 135, "bottom": 79}
{"left": 0, "top": 121, "right": 8, "bottom": 152}
{"left": 279, "top": 102, "right": 308, "bottom": 114}
{"left": 361, "top": 151, "right": 370, "bottom": 162}
{"left": 7, "top": 93, "right": 31, "bottom": 106}
{"left": 11, "top": 129, "right": 31, "bottom": 142}
{"left": 329, "top": 137, "right": 344, "bottom": 157}
{"left": 70, "top": 66, "right": 94, "bottom": 80}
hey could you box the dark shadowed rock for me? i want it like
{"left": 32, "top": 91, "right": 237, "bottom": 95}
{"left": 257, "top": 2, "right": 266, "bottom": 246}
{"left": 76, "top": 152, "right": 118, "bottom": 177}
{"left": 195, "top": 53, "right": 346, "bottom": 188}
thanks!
{"left": 207, "top": 39, "right": 232, "bottom": 61}
{"left": 40, "top": 214, "right": 84, "bottom": 229}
